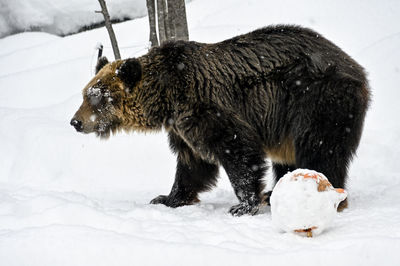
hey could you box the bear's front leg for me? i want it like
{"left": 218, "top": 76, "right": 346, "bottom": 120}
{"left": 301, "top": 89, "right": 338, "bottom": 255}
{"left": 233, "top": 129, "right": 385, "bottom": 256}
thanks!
{"left": 219, "top": 141, "right": 267, "bottom": 216}
{"left": 174, "top": 106, "right": 267, "bottom": 216}
{"left": 150, "top": 131, "right": 219, "bottom": 207}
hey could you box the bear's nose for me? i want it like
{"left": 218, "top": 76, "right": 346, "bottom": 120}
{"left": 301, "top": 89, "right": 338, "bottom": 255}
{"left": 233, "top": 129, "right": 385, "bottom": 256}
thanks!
{"left": 70, "top": 119, "right": 83, "bottom": 132}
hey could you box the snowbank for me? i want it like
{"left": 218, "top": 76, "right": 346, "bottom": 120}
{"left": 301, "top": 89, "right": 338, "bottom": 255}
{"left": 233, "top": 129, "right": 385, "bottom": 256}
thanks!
{"left": 0, "top": 0, "right": 147, "bottom": 38}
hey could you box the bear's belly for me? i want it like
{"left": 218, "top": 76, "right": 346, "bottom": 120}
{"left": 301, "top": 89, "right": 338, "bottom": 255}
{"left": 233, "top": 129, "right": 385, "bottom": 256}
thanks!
{"left": 265, "top": 138, "right": 296, "bottom": 164}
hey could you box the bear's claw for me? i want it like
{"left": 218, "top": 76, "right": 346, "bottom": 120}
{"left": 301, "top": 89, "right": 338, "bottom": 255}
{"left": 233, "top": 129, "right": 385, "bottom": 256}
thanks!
{"left": 150, "top": 195, "right": 169, "bottom": 205}
{"left": 150, "top": 195, "right": 198, "bottom": 208}
{"left": 229, "top": 202, "right": 259, "bottom": 216}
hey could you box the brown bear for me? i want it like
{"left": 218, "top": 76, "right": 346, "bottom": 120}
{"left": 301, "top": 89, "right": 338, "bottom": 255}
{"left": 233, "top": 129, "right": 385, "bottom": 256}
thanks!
{"left": 71, "top": 25, "right": 370, "bottom": 216}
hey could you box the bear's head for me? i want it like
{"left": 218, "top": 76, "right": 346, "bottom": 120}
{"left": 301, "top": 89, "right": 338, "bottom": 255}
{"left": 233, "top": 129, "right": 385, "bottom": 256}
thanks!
{"left": 70, "top": 57, "right": 149, "bottom": 138}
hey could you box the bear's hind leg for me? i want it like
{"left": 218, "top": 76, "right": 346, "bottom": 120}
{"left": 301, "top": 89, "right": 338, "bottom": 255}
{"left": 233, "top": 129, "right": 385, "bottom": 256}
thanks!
{"left": 292, "top": 75, "right": 368, "bottom": 211}
{"left": 150, "top": 131, "right": 219, "bottom": 208}
{"left": 294, "top": 135, "right": 352, "bottom": 211}
{"left": 293, "top": 78, "right": 366, "bottom": 189}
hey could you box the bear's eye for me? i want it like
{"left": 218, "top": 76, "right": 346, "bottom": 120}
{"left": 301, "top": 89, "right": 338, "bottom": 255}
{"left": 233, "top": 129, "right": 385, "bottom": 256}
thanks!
{"left": 87, "top": 86, "right": 102, "bottom": 106}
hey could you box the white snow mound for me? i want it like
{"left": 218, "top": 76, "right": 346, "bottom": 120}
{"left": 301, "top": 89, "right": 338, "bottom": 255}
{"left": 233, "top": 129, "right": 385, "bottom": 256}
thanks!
{"left": 270, "top": 169, "right": 347, "bottom": 237}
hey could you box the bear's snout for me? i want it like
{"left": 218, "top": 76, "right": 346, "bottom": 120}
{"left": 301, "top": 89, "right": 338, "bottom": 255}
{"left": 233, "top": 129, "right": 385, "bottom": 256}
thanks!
{"left": 70, "top": 118, "right": 83, "bottom": 132}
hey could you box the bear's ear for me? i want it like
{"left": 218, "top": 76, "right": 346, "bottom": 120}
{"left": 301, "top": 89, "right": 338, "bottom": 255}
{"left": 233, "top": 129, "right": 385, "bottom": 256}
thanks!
{"left": 116, "top": 58, "right": 142, "bottom": 89}
{"left": 95, "top": 56, "right": 109, "bottom": 74}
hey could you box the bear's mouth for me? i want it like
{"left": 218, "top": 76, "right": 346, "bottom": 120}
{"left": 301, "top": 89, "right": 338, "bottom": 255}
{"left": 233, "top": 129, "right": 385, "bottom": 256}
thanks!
{"left": 94, "top": 119, "right": 120, "bottom": 139}
{"left": 95, "top": 122, "right": 112, "bottom": 139}
{"left": 96, "top": 130, "right": 111, "bottom": 139}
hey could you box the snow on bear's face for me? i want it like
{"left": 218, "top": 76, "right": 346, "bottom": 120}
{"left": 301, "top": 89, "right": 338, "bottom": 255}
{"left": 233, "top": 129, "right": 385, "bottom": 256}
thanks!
{"left": 70, "top": 60, "right": 128, "bottom": 139}
{"left": 71, "top": 57, "right": 156, "bottom": 138}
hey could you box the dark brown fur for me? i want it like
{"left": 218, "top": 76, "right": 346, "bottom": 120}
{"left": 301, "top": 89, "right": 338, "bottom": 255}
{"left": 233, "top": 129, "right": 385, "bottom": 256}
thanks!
{"left": 71, "top": 25, "right": 370, "bottom": 215}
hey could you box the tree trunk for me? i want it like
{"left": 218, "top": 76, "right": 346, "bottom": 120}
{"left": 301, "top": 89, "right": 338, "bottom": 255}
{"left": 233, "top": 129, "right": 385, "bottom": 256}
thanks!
{"left": 173, "top": 0, "right": 189, "bottom": 41}
{"left": 146, "top": 0, "right": 159, "bottom": 47}
{"left": 157, "top": 0, "right": 168, "bottom": 44}
{"left": 166, "top": 0, "right": 177, "bottom": 41}
{"left": 150, "top": 0, "right": 189, "bottom": 46}
{"left": 97, "top": 0, "right": 121, "bottom": 60}
{"left": 166, "top": 0, "right": 189, "bottom": 41}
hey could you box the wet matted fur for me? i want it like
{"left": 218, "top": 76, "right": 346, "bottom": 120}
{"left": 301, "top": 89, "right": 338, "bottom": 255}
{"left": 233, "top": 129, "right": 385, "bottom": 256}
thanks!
{"left": 71, "top": 25, "right": 370, "bottom": 216}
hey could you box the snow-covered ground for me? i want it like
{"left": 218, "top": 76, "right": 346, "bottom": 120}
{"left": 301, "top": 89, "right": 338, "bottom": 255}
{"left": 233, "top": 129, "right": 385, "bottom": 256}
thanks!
{"left": 1, "top": 0, "right": 400, "bottom": 265}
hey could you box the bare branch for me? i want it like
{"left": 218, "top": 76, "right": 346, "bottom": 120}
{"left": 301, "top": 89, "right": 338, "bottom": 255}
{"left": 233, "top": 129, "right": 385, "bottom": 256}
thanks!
{"left": 97, "top": 43, "right": 104, "bottom": 59}
{"left": 97, "top": 0, "right": 121, "bottom": 60}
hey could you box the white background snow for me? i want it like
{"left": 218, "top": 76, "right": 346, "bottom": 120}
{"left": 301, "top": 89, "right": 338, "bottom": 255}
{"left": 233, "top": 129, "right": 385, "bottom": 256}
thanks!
{"left": 0, "top": 0, "right": 400, "bottom": 265}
